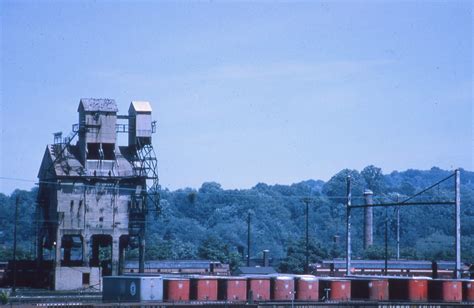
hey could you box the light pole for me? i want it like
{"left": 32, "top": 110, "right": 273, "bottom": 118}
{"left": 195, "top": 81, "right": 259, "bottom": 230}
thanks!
{"left": 303, "top": 198, "right": 310, "bottom": 274}
{"left": 247, "top": 212, "right": 251, "bottom": 267}
{"left": 12, "top": 195, "right": 19, "bottom": 293}
{"left": 396, "top": 194, "right": 400, "bottom": 260}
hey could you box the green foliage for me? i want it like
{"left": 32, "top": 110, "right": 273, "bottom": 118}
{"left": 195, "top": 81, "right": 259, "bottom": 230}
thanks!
{"left": 362, "top": 245, "right": 387, "bottom": 260}
{"left": 198, "top": 236, "right": 242, "bottom": 272}
{"left": 279, "top": 238, "right": 328, "bottom": 274}
{"left": 0, "top": 290, "right": 9, "bottom": 305}
{"left": 361, "top": 165, "right": 385, "bottom": 194}
{"left": 1, "top": 167, "right": 474, "bottom": 273}
{"left": 415, "top": 232, "right": 455, "bottom": 260}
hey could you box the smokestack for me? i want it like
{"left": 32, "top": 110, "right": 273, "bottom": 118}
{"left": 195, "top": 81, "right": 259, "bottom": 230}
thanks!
{"left": 262, "top": 249, "right": 269, "bottom": 267}
{"left": 363, "top": 189, "right": 374, "bottom": 249}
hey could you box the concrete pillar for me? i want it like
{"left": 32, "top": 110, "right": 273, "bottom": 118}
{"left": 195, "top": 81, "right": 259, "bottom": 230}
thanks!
{"left": 82, "top": 235, "right": 89, "bottom": 267}
{"left": 118, "top": 236, "right": 126, "bottom": 275}
{"left": 55, "top": 234, "right": 62, "bottom": 267}
{"left": 139, "top": 233, "right": 145, "bottom": 273}
{"left": 91, "top": 237, "right": 99, "bottom": 266}
{"left": 112, "top": 236, "right": 120, "bottom": 276}
{"left": 363, "top": 189, "right": 374, "bottom": 249}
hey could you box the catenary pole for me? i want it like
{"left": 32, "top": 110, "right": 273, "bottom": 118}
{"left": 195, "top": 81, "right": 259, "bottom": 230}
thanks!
{"left": 247, "top": 212, "right": 251, "bottom": 267}
{"left": 12, "top": 195, "right": 19, "bottom": 293}
{"left": 455, "top": 169, "right": 461, "bottom": 279}
{"left": 345, "top": 176, "right": 352, "bottom": 276}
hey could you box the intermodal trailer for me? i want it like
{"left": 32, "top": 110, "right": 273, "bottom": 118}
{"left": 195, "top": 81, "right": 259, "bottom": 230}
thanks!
{"left": 103, "top": 276, "right": 163, "bottom": 302}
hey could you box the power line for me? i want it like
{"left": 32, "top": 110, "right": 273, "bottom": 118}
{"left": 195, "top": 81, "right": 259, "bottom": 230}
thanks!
{"left": 0, "top": 176, "right": 455, "bottom": 201}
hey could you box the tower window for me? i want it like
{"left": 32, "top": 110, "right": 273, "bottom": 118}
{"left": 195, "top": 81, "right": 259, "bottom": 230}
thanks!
{"left": 86, "top": 143, "right": 100, "bottom": 159}
{"left": 102, "top": 143, "right": 115, "bottom": 160}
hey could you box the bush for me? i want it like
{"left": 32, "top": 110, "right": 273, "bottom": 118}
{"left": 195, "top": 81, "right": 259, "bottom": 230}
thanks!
{"left": 0, "top": 290, "right": 9, "bottom": 305}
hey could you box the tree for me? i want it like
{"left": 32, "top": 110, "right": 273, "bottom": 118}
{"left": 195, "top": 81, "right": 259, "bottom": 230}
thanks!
{"left": 197, "top": 236, "right": 242, "bottom": 272}
{"left": 279, "top": 238, "right": 327, "bottom": 274}
{"left": 361, "top": 165, "right": 385, "bottom": 194}
{"left": 362, "top": 245, "right": 386, "bottom": 260}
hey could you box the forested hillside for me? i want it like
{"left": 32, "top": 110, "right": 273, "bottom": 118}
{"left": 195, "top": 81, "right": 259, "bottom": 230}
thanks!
{"left": 1, "top": 166, "right": 473, "bottom": 273}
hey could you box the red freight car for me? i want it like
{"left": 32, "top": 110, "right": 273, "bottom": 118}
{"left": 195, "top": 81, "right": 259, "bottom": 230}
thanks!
{"left": 368, "top": 279, "right": 389, "bottom": 301}
{"left": 295, "top": 275, "right": 319, "bottom": 301}
{"left": 190, "top": 277, "right": 218, "bottom": 301}
{"left": 218, "top": 277, "right": 247, "bottom": 301}
{"left": 351, "top": 278, "right": 389, "bottom": 301}
{"left": 389, "top": 277, "right": 429, "bottom": 301}
{"left": 428, "top": 279, "right": 462, "bottom": 302}
{"left": 271, "top": 276, "right": 294, "bottom": 300}
{"left": 247, "top": 276, "right": 271, "bottom": 301}
{"left": 319, "top": 278, "right": 351, "bottom": 301}
{"left": 164, "top": 278, "right": 190, "bottom": 301}
{"left": 462, "top": 280, "right": 474, "bottom": 302}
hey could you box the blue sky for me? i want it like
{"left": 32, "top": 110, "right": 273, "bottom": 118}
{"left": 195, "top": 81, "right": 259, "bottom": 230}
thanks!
{"left": 1, "top": 1, "right": 472, "bottom": 194}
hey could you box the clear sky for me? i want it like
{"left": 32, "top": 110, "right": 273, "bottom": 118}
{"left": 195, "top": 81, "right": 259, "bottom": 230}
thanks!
{"left": 0, "top": 1, "right": 472, "bottom": 194}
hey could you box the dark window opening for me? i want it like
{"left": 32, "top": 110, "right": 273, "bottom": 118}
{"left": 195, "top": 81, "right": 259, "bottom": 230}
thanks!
{"left": 99, "top": 217, "right": 104, "bottom": 222}
{"left": 102, "top": 143, "right": 115, "bottom": 160}
{"left": 86, "top": 143, "right": 100, "bottom": 159}
{"left": 61, "top": 235, "right": 83, "bottom": 266}
{"left": 82, "top": 273, "right": 90, "bottom": 285}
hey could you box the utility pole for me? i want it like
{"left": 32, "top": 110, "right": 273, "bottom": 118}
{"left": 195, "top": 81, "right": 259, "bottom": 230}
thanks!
{"left": 247, "top": 212, "right": 251, "bottom": 267}
{"left": 454, "top": 169, "right": 461, "bottom": 279}
{"left": 304, "top": 198, "right": 310, "bottom": 274}
{"left": 345, "top": 176, "right": 352, "bottom": 276}
{"left": 384, "top": 204, "right": 388, "bottom": 274}
{"left": 12, "top": 195, "right": 19, "bottom": 293}
{"left": 396, "top": 194, "right": 400, "bottom": 260}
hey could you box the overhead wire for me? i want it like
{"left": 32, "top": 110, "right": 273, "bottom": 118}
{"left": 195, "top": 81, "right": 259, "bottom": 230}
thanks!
{"left": 0, "top": 176, "right": 455, "bottom": 201}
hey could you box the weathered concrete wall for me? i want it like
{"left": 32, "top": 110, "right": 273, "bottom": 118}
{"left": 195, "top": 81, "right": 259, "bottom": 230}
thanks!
{"left": 83, "top": 113, "right": 117, "bottom": 144}
{"left": 56, "top": 182, "right": 130, "bottom": 234}
{"left": 54, "top": 267, "right": 101, "bottom": 291}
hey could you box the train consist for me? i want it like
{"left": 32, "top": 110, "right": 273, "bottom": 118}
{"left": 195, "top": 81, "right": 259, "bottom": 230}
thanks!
{"left": 103, "top": 274, "right": 474, "bottom": 304}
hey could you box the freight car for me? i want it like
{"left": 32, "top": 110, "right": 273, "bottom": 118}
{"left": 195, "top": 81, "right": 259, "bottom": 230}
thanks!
{"left": 103, "top": 274, "right": 474, "bottom": 304}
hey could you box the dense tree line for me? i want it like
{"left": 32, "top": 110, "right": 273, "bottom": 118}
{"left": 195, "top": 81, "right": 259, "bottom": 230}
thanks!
{"left": 1, "top": 166, "right": 473, "bottom": 274}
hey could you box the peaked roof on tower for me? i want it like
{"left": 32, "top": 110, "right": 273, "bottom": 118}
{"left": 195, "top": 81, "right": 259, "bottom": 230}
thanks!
{"left": 78, "top": 98, "right": 118, "bottom": 112}
{"left": 130, "top": 101, "right": 152, "bottom": 113}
